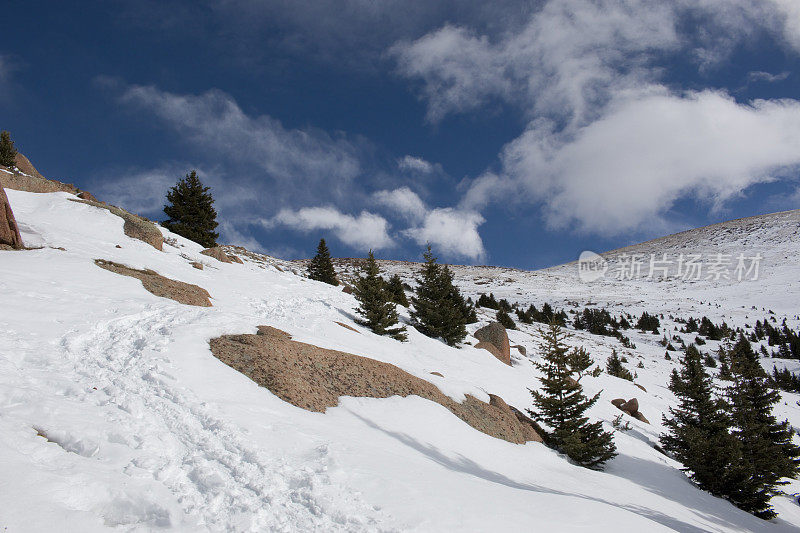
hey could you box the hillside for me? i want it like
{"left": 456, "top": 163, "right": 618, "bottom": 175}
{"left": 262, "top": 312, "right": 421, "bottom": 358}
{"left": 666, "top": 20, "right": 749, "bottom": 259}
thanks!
{"left": 2, "top": 185, "right": 800, "bottom": 531}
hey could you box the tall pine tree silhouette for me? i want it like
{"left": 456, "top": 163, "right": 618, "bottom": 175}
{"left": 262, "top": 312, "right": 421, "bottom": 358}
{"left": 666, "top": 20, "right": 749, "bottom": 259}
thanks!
{"left": 528, "top": 323, "right": 616, "bottom": 470}
{"left": 410, "top": 245, "right": 467, "bottom": 346}
{"left": 307, "top": 238, "right": 339, "bottom": 286}
{"left": 353, "top": 251, "right": 406, "bottom": 340}
{"left": 725, "top": 336, "right": 800, "bottom": 519}
{"left": 660, "top": 344, "right": 741, "bottom": 498}
{"left": 0, "top": 131, "right": 17, "bottom": 168}
{"left": 163, "top": 171, "right": 219, "bottom": 248}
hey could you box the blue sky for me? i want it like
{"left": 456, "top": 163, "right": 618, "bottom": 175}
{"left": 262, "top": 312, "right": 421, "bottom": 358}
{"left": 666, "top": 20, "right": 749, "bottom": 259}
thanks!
{"left": 3, "top": 0, "right": 800, "bottom": 268}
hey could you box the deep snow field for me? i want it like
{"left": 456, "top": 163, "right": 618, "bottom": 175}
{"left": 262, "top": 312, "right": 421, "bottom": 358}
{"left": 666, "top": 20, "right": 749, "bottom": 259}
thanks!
{"left": 2, "top": 189, "right": 800, "bottom": 532}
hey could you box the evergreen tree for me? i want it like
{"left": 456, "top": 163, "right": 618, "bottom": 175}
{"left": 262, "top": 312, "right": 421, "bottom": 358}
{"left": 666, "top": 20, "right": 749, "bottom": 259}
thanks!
{"left": 528, "top": 323, "right": 617, "bottom": 469}
{"left": 724, "top": 337, "right": 800, "bottom": 519}
{"left": 606, "top": 350, "right": 633, "bottom": 381}
{"left": 660, "top": 345, "right": 741, "bottom": 498}
{"left": 496, "top": 308, "right": 516, "bottom": 330}
{"left": 567, "top": 347, "right": 594, "bottom": 382}
{"left": 162, "top": 171, "right": 219, "bottom": 248}
{"left": 384, "top": 274, "right": 409, "bottom": 307}
{"left": 353, "top": 251, "right": 407, "bottom": 341}
{"left": 307, "top": 238, "right": 339, "bottom": 286}
{"left": 410, "top": 245, "right": 467, "bottom": 346}
{"left": 0, "top": 130, "right": 17, "bottom": 168}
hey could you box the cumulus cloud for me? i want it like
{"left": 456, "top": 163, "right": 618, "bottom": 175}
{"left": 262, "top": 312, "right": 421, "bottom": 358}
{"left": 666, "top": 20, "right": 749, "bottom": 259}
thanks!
{"left": 403, "top": 208, "right": 486, "bottom": 261}
{"left": 373, "top": 186, "right": 428, "bottom": 220}
{"left": 265, "top": 207, "right": 394, "bottom": 250}
{"left": 498, "top": 91, "right": 800, "bottom": 234}
{"left": 393, "top": 0, "right": 800, "bottom": 237}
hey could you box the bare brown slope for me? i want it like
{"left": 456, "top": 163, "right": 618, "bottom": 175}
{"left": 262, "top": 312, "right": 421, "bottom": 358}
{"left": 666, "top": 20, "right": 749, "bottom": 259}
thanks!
{"left": 210, "top": 326, "right": 542, "bottom": 445}
{"left": 95, "top": 259, "right": 212, "bottom": 307}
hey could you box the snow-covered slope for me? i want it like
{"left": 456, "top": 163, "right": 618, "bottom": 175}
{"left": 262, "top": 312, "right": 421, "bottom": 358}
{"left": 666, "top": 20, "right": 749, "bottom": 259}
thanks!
{"left": 2, "top": 190, "right": 800, "bottom": 532}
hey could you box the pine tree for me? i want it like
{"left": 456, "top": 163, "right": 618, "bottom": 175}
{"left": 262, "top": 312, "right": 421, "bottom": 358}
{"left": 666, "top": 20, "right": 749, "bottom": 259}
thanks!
{"left": 307, "top": 238, "right": 339, "bottom": 286}
{"left": 353, "top": 251, "right": 407, "bottom": 341}
{"left": 567, "top": 347, "right": 594, "bottom": 382}
{"left": 660, "top": 345, "right": 741, "bottom": 497}
{"left": 162, "top": 171, "right": 219, "bottom": 248}
{"left": 0, "top": 130, "right": 17, "bottom": 168}
{"left": 410, "top": 245, "right": 468, "bottom": 346}
{"left": 606, "top": 349, "right": 633, "bottom": 381}
{"left": 724, "top": 336, "right": 800, "bottom": 519}
{"left": 528, "top": 323, "right": 617, "bottom": 469}
{"left": 384, "top": 274, "right": 409, "bottom": 307}
{"left": 496, "top": 308, "right": 516, "bottom": 330}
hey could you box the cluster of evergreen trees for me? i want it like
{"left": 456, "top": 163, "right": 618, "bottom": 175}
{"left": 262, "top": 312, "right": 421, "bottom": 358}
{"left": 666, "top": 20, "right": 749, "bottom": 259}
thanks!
{"left": 0, "top": 130, "right": 17, "bottom": 168}
{"left": 529, "top": 324, "right": 617, "bottom": 470}
{"left": 753, "top": 318, "right": 800, "bottom": 359}
{"left": 768, "top": 365, "right": 800, "bottom": 393}
{"left": 636, "top": 312, "right": 661, "bottom": 334}
{"left": 307, "top": 242, "right": 475, "bottom": 346}
{"left": 661, "top": 338, "right": 800, "bottom": 519}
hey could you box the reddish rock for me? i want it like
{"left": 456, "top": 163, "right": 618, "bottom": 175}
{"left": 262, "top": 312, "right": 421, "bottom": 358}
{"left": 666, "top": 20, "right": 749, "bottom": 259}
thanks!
{"left": 0, "top": 187, "right": 23, "bottom": 249}
{"left": 474, "top": 322, "right": 511, "bottom": 365}
{"left": 201, "top": 246, "right": 235, "bottom": 263}
{"left": 635, "top": 383, "right": 647, "bottom": 392}
{"left": 634, "top": 411, "right": 650, "bottom": 424}
{"left": 611, "top": 398, "right": 626, "bottom": 408}
{"left": 77, "top": 190, "right": 98, "bottom": 202}
{"left": 342, "top": 284, "right": 354, "bottom": 294}
{"left": 620, "top": 398, "right": 639, "bottom": 415}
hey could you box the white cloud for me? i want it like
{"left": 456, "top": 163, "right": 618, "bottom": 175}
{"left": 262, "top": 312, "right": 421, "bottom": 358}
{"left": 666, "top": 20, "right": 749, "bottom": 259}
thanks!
{"left": 769, "top": 0, "right": 800, "bottom": 52}
{"left": 393, "top": 0, "right": 800, "bottom": 237}
{"left": 747, "top": 71, "right": 790, "bottom": 83}
{"left": 266, "top": 207, "right": 394, "bottom": 250}
{"left": 404, "top": 208, "right": 485, "bottom": 261}
{"left": 397, "top": 155, "right": 435, "bottom": 174}
{"left": 94, "top": 165, "right": 184, "bottom": 217}
{"left": 373, "top": 186, "right": 428, "bottom": 220}
{"left": 498, "top": 90, "right": 800, "bottom": 234}
{"left": 107, "top": 81, "right": 362, "bottom": 200}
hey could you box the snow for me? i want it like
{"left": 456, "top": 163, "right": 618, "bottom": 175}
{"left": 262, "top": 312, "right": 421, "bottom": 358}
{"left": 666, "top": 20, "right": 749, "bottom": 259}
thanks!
{"left": 2, "top": 189, "right": 800, "bottom": 531}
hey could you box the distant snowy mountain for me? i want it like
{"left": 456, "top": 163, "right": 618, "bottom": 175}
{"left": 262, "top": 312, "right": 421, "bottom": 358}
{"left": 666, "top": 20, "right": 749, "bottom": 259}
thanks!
{"left": 2, "top": 187, "right": 800, "bottom": 532}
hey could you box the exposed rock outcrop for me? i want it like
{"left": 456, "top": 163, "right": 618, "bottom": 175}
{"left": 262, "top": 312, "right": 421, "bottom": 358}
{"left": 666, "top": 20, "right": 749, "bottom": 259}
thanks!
{"left": 0, "top": 187, "right": 23, "bottom": 249}
{"left": 1, "top": 153, "right": 76, "bottom": 194}
{"left": 94, "top": 259, "right": 212, "bottom": 307}
{"left": 474, "top": 322, "right": 511, "bottom": 365}
{"left": 70, "top": 198, "right": 163, "bottom": 251}
{"left": 512, "top": 344, "right": 527, "bottom": 356}
{"left": 210, "top": 326, "right": 542, "bottom": 445}
{"left": 201, "top": 246, "right": 242, "bottom": 264}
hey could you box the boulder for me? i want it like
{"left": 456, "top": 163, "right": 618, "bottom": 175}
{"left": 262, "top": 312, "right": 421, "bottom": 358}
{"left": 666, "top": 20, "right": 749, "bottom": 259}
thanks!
{"left": 635, "top": 383, "right": 647, "bottom": 392}
{"left": 342, "top": 284, "right": 354, "bottom": 294}
{"left": 620, "top": 398, "right": 639, "bottom": 415}
{"left": 474, "top": 322, "right": 511, "bottom": 365}
{"left": 0, "top": 187, "right": 23, "bottom": 249}
{"left": 611, "top": 397, "right": 650, "bottom": 424}
{"left": 201, "top": 246, "right": 235, "bottom": 263}
{"left": 512, "top": 344, "right": 527, "bottom": 356}
{"left": 475, "top": 341, "right": 504, "bottom": 361}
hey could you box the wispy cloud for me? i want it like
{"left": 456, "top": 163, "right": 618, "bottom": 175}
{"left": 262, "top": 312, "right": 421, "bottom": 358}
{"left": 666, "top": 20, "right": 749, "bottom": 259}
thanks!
{"left": 747, "top": 70, "right": 790, "bottom": 83}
